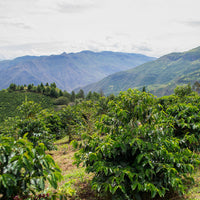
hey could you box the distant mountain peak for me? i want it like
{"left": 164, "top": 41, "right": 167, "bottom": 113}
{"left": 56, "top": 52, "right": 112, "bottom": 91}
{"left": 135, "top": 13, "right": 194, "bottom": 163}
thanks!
{"left": 60, "top": 52, "right": 67, "bottom": 56}
{"left": 0, "top": 51, "right": 155, "bottom": 91}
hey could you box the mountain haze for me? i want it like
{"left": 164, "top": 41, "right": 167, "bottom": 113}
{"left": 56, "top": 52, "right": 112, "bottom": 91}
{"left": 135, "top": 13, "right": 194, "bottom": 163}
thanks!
{"left": 80, "top": 46, "right": 200, "bottom": 96}
{"left": 0, "top": 51, "right": 155, "bottom": 91}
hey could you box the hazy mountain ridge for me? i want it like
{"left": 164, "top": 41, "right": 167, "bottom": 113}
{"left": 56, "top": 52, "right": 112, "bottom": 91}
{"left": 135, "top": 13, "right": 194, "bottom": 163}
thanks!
{"left": 80, "top": 46, "right": 200, "bottom": 96}
{"left": 0, "top": 51, "right": 155, "bottom": 91}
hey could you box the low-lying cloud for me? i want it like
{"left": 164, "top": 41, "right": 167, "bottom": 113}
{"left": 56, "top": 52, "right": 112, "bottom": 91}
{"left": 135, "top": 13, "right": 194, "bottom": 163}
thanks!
{"left": 56, "top": 0, "right": 99, "bottom": 13}
{"left": 0, "top": 21, "right": 31, "bottom": 29}
{"left": 183, "top": 20, "right": 200, "bottom": 27}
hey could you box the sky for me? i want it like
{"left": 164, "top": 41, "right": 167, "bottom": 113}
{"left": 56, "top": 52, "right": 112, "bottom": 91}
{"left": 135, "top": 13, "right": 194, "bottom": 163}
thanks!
{"left": 0, "top": 0, "right": 200, "bottom": 59}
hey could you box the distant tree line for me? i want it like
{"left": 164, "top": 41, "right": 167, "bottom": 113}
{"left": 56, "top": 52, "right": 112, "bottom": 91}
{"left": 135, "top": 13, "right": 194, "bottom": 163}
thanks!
{"left": 8, "top": 82, "right": 104, "bottom": 105}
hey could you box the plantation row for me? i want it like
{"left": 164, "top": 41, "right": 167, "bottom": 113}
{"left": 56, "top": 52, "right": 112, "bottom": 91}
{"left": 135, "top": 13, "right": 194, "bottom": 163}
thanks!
{"left": 0, "top": 83, "right": 105, "bottom": 122}
{"left": 0, "top": 84, "right": 200, "bottom": 199}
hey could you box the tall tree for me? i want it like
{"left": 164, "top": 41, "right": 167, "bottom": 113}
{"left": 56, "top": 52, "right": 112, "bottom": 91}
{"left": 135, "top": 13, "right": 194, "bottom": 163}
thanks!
{"left": 37, "top": 85, "right": 42, "bottom": 93}
{"left": 27, "top": 84, "right": 33, "bottom": 91}
{"left": 71, "top": 91, "right": 76, "bottom": 102}
{"left": 76, "top": 89, "right": 85, "bottom": 99}
{"left": 50, "top": 82, "right": 57, "bottom": 88}
{"left": 59, "top": 89, "right": 63, "bottom": 97}
{"left": 50, "top": 87, "right": 58, "bottom": 98}
{"left": 86, "top": 91, "right": 92, "bottom": 100}
{"left": 9, "top": 83, "right": 17, "bottom": 91}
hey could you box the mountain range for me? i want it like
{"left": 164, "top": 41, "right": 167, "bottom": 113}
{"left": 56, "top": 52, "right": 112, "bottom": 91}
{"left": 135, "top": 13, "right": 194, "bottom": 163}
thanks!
{"left": 0, "top": 51, "right": 155, "bottom": 91}
{"left": 80, "top": 46, "right": 200, "bottom": 96}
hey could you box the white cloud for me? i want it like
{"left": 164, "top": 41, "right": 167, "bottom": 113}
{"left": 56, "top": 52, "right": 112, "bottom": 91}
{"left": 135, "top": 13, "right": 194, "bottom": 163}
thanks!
{"left": 0, "top": 0, "right": 200, "bottom": 58}
{"left": 0, "top": 19, "right": 32, "bottom": 30}
{"left": 184, "top": 20, "right": 200, "bottom": 27}
{"left": 56, "top": 0, "right": 100, "bottom": 13}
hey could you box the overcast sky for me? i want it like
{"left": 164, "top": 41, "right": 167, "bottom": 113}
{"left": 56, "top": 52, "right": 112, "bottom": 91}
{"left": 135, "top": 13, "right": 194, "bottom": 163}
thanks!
{"left": 0, "top": 0, "right": 200, "bottom": 59}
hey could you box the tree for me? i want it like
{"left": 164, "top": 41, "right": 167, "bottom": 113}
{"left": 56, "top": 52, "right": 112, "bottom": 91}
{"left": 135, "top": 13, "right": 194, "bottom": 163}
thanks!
{"left": 59, "top": 89, "right": 63, "bottom": 97}
{"left": 71, "top": 91, "right": 76, "bottom": 102}
{"left": 50, "top": 82, "right": 57, "bottom": 89}
{"left": 40, "top": 82, "right": 44, "bottom": 88}
{"left": 142, "top": 86, "right": 146, "bottom": 92}
{"left": 92, "top": 92, "right": 100, "bottom": 101}
{"left": 50, "top": 87, "right": 58, "bottom": 98}
{"left": 40, "top": 82, "right": 45, "bottom": 93}
{"left": 63, "top": 90, "right": 71, "bottom": 99}
{"left": 27, "top": 84, "right": 33, "bottom": 91}
{"left": 44, "top": 86, "right": 51, "bottom": 96}
{"left": 76, "top": 89, "right": 85, "bottom": 99}
{"left": 9, "top": 83, "right": 17, "bottom": 91}
{"left": 86, "top": 91, "right": 93, "bottom": 100}
{"left": 20, "top": 85, "right": 24, "bottom": 91}
{"left": 174, "top": 84, "right": 193, "bottom": 97}
{"left": 37, "top": 85, "right": 42, "bottom": 93}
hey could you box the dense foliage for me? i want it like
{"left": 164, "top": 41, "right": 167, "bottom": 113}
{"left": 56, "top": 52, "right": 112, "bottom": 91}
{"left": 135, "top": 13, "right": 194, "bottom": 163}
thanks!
{"left": 0, "top": 135, "right": 62, "bottom": 200}
{"left": 0, "top": 90, "right": 102, "bottom": 199}
{"left": 1, "top": 85, "right": 200, "bottom": 199}
{"left": 74, "top": 89, "right": 200, "bottom": 199}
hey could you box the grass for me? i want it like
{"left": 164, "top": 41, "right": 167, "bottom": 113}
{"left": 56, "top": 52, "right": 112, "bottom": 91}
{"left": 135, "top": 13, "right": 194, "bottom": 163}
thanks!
{"left": 182, "top": 167, "right": 200, "bottom": 200}
{"left": 48, "top": 138, "right": 101, "bottom": 200}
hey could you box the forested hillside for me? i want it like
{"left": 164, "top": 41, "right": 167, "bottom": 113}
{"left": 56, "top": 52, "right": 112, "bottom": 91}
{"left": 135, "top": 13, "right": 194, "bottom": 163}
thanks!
{"left": 80, "top": 46, "right": 200, "bottom": 96}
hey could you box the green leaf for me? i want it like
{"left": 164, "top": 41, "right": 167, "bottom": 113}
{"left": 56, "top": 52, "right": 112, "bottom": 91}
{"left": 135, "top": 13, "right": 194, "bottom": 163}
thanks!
{"left": 137, "top": 154, "right": 144, "bottom": 164}
{"left": 131, "top": 182, "right": 138, "bottom": 191}
{"left": 2, "top": 174, "right": 16, "bottom": 187}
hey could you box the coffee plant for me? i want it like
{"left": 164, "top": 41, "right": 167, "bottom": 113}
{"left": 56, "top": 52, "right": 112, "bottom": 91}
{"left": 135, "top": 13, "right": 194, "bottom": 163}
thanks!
{"left": 166, "top": 102, "right": 200, "bottom": 151}
{"left": 0, "top": 135, "right": 62, "bottom": 200}
{"left": 74, "top": 89, "right": 200, "bottom": 200}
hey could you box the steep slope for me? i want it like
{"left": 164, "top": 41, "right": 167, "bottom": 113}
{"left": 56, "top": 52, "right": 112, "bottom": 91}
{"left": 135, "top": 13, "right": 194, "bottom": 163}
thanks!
{"left": 80, "top": 46, "right": 200, "bottom": 96}
{"left": 0, "top": 51, "right": 155, "bottom": 91}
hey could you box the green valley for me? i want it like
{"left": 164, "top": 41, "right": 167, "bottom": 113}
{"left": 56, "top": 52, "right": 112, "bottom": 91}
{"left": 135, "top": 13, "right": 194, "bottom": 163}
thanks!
{"left": 80, "top": 46, "right": 200, "bottom": 96}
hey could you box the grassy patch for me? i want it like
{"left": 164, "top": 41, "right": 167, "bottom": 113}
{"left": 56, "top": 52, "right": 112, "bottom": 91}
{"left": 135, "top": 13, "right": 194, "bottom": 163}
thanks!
{"left": 183, "top": 167, "right": 200, "bottom": 200}
{"left": 48, "top": 141, "right": 101, "bottom": 200}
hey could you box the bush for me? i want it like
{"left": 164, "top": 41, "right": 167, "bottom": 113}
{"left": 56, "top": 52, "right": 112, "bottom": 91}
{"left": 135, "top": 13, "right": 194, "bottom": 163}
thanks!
{"left": 17, "top": 101, "right": 56, "bottom": 150}
{"left": 166, "top": 102, "right": 200, "bottom": 151}
{"left": 53, "top": 96, "right": 69, "bottom": 105}
{"left": 0, "top": 135, "right": 62, "bottom": 199}
{"left": 174, "top": 84, "right": 193, "bottom": 97}
{"left": 74, "top": 89, "right": 200, "bottom": 199}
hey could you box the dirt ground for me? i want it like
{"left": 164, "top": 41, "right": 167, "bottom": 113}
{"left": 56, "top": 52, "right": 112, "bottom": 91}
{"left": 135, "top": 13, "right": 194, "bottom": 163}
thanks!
{"left": 49, "top": 144, "right": 100, "bottom": 200}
